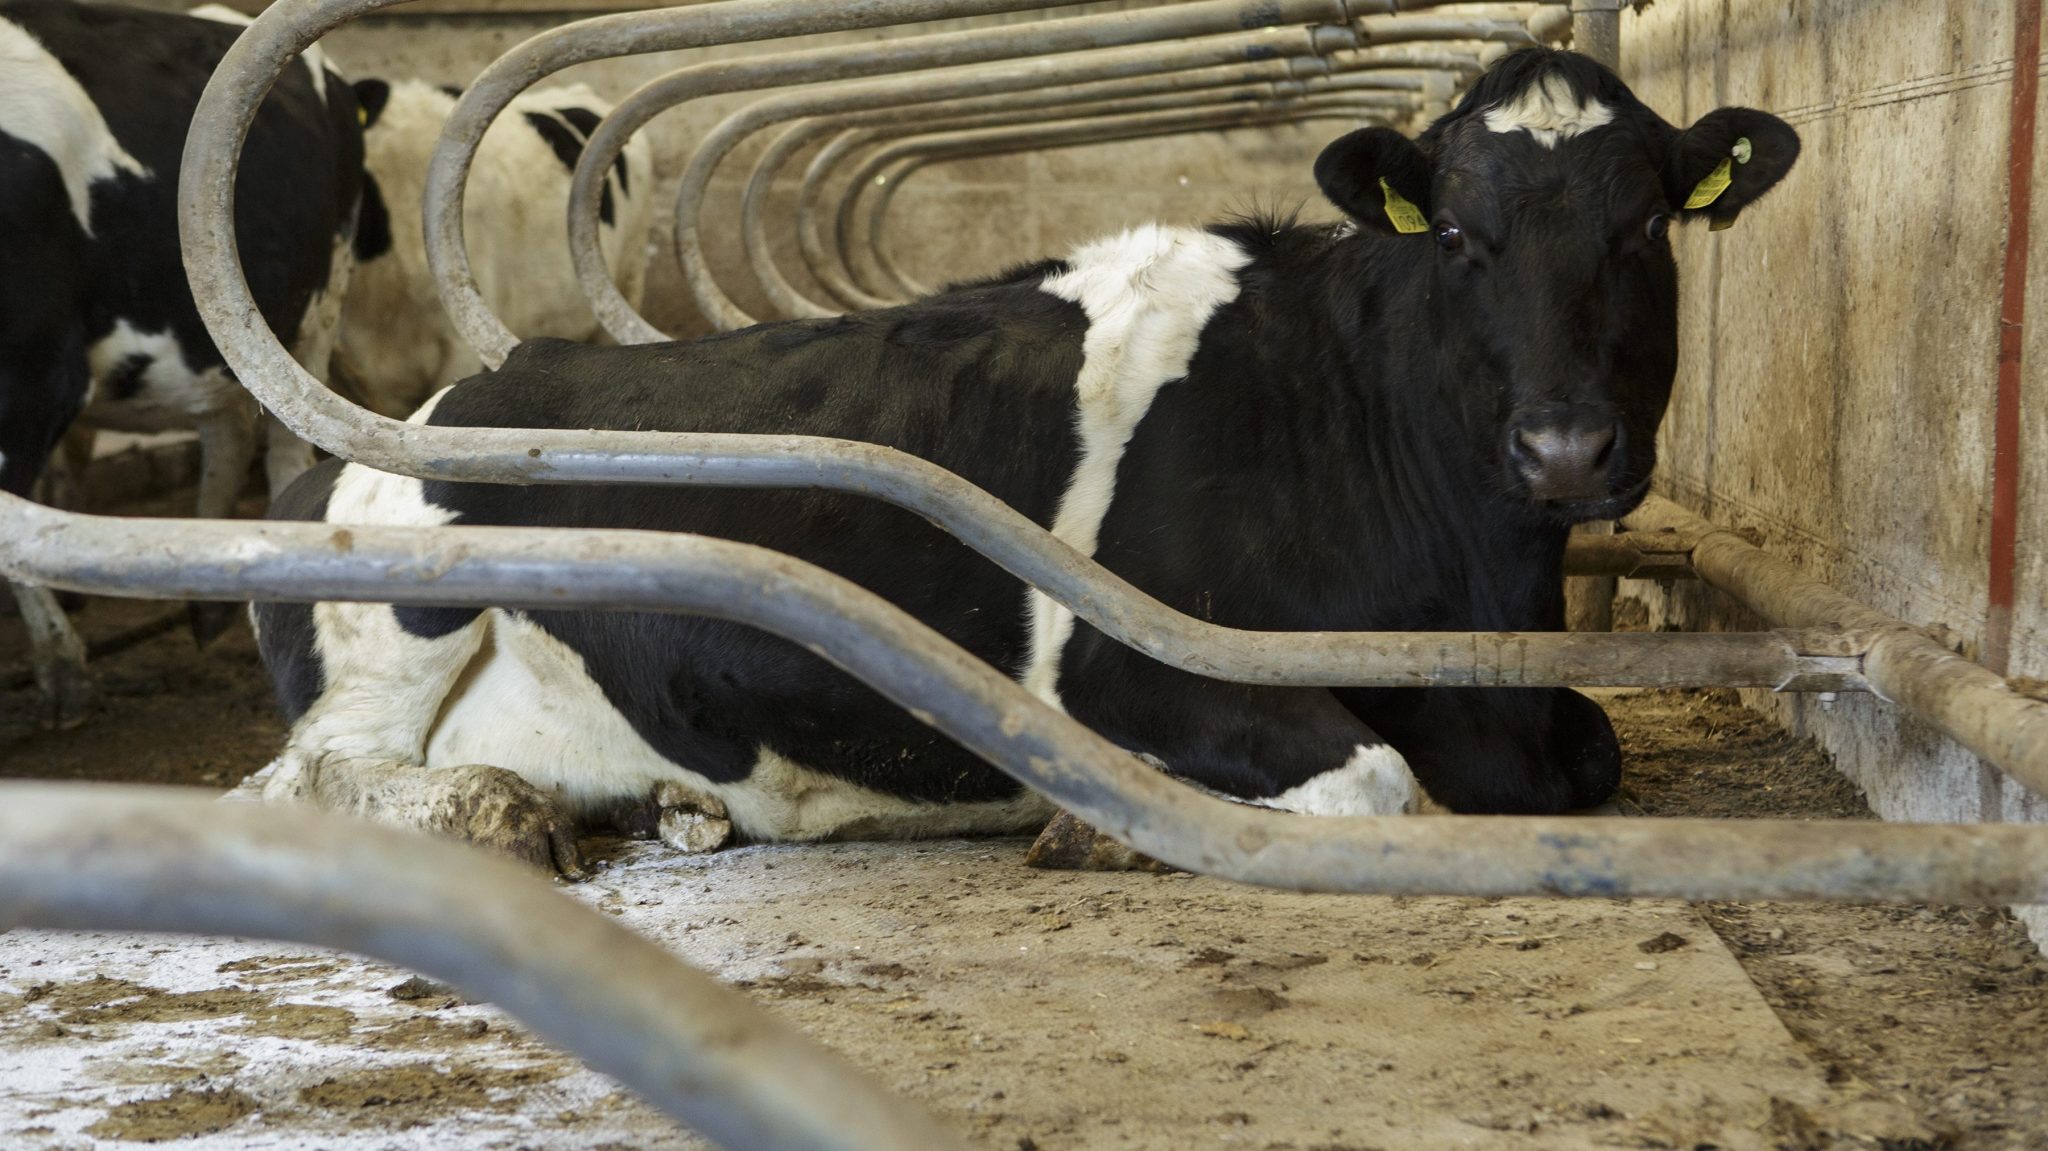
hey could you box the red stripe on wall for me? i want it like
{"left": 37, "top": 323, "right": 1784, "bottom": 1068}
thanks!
{"left": 1988, "top": 0, "right": 2042, "bottom": 675}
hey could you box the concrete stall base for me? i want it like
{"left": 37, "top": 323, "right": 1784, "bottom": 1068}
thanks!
{"left": 2, "top": 840, "right": 1855, "bottom": 1151}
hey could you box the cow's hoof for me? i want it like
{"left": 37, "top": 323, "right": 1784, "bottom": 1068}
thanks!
{"left": 1024, "top": 810, "right": 1175, "bottom": 873}
{"left": 440, "top": 765, "right": 587, "bottom": 880}
{"left": 590, "top": 781, "right": 735, "bottom": 855}
{"left": 36, "top": 659, "right": 96, "bottom": 731}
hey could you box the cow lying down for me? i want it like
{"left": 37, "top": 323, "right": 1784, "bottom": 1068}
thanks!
{"left": 246, "top": 50, "right": 1798, "bottom": 873}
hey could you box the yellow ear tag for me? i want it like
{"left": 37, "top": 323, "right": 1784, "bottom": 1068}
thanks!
{"left": 358, "top": 105, "right": 368, "bottom": 126}
{"left": 1685, "top": 157, "right": 1733, "bottom": 210}
{"left": 1378, "top": 177, "right": 1430, "bottom": 234}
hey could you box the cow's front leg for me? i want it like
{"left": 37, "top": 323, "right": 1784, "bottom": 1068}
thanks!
{"left": 189, "top": 405, "right": 260, "bottom": 648}
{"left": 1337, "top": 686, "right": 1621, "bottom": 814}
{"left": 1028, "top": 659, "right": 1422, "bottom": 871}
{"left": 9, "top": 581, "right": 94, "bottom": 729}
{"left": 244, "top": 599, "right": 586, "bottom": 876}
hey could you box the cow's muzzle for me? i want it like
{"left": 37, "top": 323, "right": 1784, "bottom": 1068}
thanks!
{"left": 1506, "top": 409, "right": 1622, "bottom": 503}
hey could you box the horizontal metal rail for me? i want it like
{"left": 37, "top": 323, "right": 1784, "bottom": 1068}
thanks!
{"left": 4, "top": 492, "right": 2043, "bottom": 905}
{"left": 1627, "top": 495, "right": 2048, "bottom": 800}
{"left": 0, "top": 782, "right": 968, "bottom": 1151}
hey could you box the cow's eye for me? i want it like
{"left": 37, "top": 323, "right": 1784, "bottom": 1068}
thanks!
{"left": 1645, "top": 214, "right": 1673, "bottom": 243}
{"left": 1434, "top": 223, "right": 1464, "bottom": 253}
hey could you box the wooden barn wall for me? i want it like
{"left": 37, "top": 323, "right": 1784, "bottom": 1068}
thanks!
{"left": 1616, "top": 2, "right": 2048, "bottom": 935}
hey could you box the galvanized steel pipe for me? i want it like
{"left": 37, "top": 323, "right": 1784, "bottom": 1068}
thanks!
{"left": 1626, "top": 495, "right": 2048, "bottom": 799}
{"left": 842, "top": 99, "right": 1410, "bottom": 303}
{"left": 633, "top": 9, "right": 1528, "bottom": 332}
{"left": 559, "top": 1, "right": 1365, "bottom": 340}
{"left": 4, "top": 494, "right": 2041, "bottom": 905}
{"left": 0, "top": 782, "right": 969, "bottom": 1151}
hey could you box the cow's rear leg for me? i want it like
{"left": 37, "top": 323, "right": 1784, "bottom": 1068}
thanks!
{"left": 250, "top": 597, "right": 585, "bottom": 876}
{"left": 9, "top": 581, "right": 94, "bottom": 729}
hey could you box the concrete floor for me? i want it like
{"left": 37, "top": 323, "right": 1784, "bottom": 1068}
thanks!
{"left": 1, "top": 836, "right": 1849, "bottom": 1151}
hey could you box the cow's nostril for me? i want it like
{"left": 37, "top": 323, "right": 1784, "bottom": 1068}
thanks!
{"left": 1587, "top": 425, "right": 1617, "bottom": 469}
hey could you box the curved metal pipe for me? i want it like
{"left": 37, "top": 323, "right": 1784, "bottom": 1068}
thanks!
{"left": 0, "top": 782, "right": 968, "bottom": 1151}
{"left": 789, "top": 44, "right": 1491, "bottom": 316}
{"left": 3, "top": 493, "right": 2035, "bottom": 905}
{"left": 841, "top": 98, "right": 1412, "bottom": 304}
{"left": 423, "top": 0, "right": 1121, "bottom": 367}
{"left": 733, "top": 39, "right": 1358, "bottom": 320}
{"left": 619, "top": 9, "right": 1531, "bottom": 336}
{"left": 559, "top": 0, "right": 1366, "bottom": 341}
{"left": 738, "top": 62, "right": 1453, "bottom": 320}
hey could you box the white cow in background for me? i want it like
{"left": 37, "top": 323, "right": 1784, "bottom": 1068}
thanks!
{"left": 335, "top": 78, "right": 655, "bottom": 419}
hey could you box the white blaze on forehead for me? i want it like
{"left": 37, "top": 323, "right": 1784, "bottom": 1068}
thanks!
{"left": 0, "top": 18, "right": 148, "bottom": 235}
{"left": 1481, "top": 72, "right": 1614, "bottom": 149}
{"left": 1021, "top": 223, "right": 1250, "bottom": 708}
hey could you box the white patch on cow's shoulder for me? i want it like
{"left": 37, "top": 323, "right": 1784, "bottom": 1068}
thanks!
{"left": 1261, "top": 744, "right": 1421, "bottom": 817}
{"left": 1022, "top": 224, "right": 1250, "bottom": 707}
{"left": 1481, "top": 72, "right": 1614, "bottom": 148}
{"left": 0, "top": 18, "right": 148, "bottom": 234}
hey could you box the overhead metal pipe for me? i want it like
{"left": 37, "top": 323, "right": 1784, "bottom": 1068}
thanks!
{"left": 620, "top": 9, "right": 1528, "bottom": 333}
{"left": 0, "top": 782, "right": 970, "bottom": 1151}
{"left": 785, "top": 41, "right": 1492, "bottom": 313}
{"left": 1627, "top": 495, "right": 2048, "bottom": 801}
{"left": 729, "top": 59, "right": 1462, "bottom": 320}
{"left": 6, "top": 492, "right": 2042, "bottom": 906}
{"left": 840, "top": 99, "right": 1413, "bottom": 303}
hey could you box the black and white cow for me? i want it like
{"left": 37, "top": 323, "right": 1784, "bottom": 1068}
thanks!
{"left": 334, "top": 78, "right": 654, "bottom": 420}
{"left": 248, "top": 50, "right": 1798, "bottom": 871}
{"left": 0, "top": 0, "right": 362, "bottom": 723}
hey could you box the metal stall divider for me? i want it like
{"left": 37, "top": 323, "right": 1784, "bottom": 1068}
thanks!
{"left": 642, "top": 10, "right": 1533, "bottom": 331}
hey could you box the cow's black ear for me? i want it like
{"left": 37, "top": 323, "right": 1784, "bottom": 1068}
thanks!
{"left": 352, "top": 78, "right": 390, "bottom": 129}
{"left": 1315, "top": 127, "right": 1435, "bottom": 235}
{"left": 1665, "top": 108, "right": 1799, "bottom": 230}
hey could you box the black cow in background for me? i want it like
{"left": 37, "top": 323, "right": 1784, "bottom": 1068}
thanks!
{"left": 244, "top": 49, "right": 1798, "bottom": 873}
{"left": 0, "top": 0, "right": 363, "bottom": 725}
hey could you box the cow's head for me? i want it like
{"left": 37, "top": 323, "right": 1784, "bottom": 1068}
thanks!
{"left": 1315, "top": 49, "right": 1797, "bottom": 520}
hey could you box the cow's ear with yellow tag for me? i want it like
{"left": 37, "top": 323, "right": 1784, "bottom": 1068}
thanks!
{"left": 1314, "top": 126, "right": 1436, "bottom": 236}
{"left": 1665, "top": 107, "right": 1800, "bottom": 232}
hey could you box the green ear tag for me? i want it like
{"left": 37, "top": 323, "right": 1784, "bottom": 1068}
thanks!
{"left": 1685, "top": 156, "right": 1733, "bottom": 210}
{"left": 1379, "top": 177, "right": 1430, "bottom": 234}
{"left": 1731, "top": 136, "right": 1753, "bottom": 165}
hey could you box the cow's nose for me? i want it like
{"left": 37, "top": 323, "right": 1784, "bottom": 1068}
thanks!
{"left": 1508, "top": 418, "right": 1619, "bottom": 502}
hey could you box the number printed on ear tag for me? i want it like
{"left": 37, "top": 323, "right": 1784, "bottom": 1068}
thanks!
{"left": 1379, "top": 177, "right": 1430, "bottom": 234}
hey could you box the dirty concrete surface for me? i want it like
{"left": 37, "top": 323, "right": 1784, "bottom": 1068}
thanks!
{"left": 5, "top": 608, "right": 2048, "bottom": 1148}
